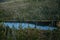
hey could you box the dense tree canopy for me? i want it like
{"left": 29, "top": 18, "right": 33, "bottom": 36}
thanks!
{"left": 0, "top": 0, "right": 60, "bottom": 21}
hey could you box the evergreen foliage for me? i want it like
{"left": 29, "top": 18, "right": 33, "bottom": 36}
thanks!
{"left": 0, "top": 0, "right": 60, "bottom": 21}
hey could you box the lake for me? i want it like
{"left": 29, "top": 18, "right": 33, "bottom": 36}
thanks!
{"left": 4, "top": 22, "right": 56, "bottom": 30}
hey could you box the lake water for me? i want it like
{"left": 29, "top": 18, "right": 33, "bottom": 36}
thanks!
{"left": 4, "top": 22, "right": 56, "bottom": 30}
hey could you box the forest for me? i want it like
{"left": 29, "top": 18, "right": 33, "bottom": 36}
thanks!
{"left": 0, "top": 0, "right": 60, "bottom": 21}
{"left": 0, "top": 0, "right": 60, "bottom": 40}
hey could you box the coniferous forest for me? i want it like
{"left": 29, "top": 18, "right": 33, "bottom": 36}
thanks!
{"left": 0, "top": 0, "right": 60, "bottom": 40}
{"left": 0, "top": 0, "right": 60, "bottom": 20}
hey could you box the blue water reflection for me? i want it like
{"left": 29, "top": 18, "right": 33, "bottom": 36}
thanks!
{"left": 4, "top": 22, "right": 56, "bottom": 30}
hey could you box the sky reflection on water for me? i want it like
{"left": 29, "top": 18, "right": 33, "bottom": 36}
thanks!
{"left": 4, "top": 22, "right": 56, "bottom": 30}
